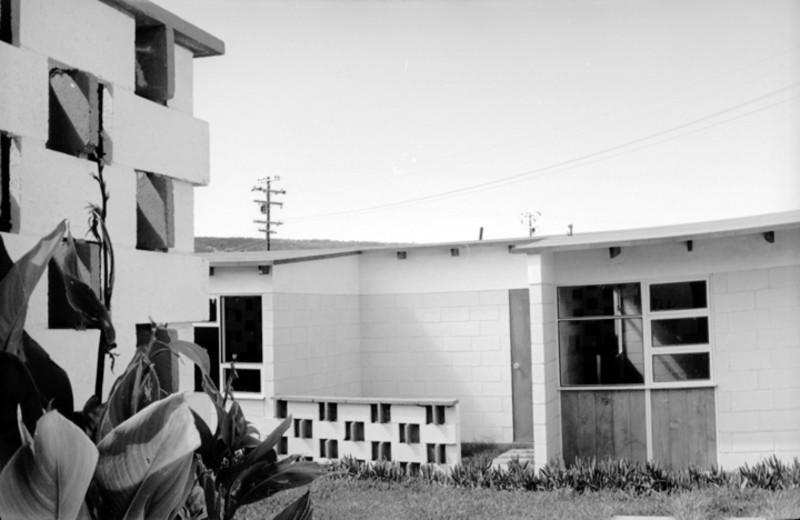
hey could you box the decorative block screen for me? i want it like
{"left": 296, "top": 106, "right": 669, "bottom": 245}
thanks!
{"left": 274, "top": 395, "right": 460, "bottom": 470}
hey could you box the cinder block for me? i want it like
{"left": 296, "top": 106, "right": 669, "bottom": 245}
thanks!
{"left": 136, "top": 170, "right": 174, "bottom": 251}
{"left": 756, "top": 287, "right": 800, "bottom": 310}
{"left": 0, "top": 42, "right": 48, "bottom": 140}
{"left": 717, "top": 411, "right": 762, "bottom": 433}
{"left": 769, "top": 264, "right": 800, "bottom": 288}
{"left": 18, "top": 0, "right": 135, "bottom": 87}
{"left": 113, "top": 88, "right": 209, "bottom": 185}
{"left": 715, "top": 330, "right": 757, "bottom": 352}
{"left": 757, "top": 327, "right": 800, "bottom": 350}
{"left": 772, "top": 388, "right": 800, "bottom": 410}
{"left": 728, "top": 350, "right": 771, "bottom": 371}
{"left": 469, "top": 306, "right": 500, "bottom": 321}
{"left": 728, "top": 390, "right": 773, "bottom": 412}
{"left": 726, "top": 269, "right": 769, "bottom": 292}
{"left": 714, "top": 291, "right": 755, "bottom": 312}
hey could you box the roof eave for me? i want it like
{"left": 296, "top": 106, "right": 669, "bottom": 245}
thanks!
{"left": 100, "top": 0, "right": 225, "bottom": 57}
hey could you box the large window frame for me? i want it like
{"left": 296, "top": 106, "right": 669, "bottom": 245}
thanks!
{"left": 556, "top": 276, "right": 714, "bottom": 391}
{"left": 193, "top": 293, "right": 265, "bottom": 398}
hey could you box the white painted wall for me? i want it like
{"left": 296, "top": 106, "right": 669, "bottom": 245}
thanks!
{"left": 535, "top": 228, "right": 800, "bottom": 468}
{"left": 168, "top": 45, "right": 194, "bottom": 114}
{"left": 360, "top": 245, "right": 527, "bottom": 294}
{"left": 17, "top": 0, "right": 135, "bottom": 88}
{"left": 1, "top": 0, "right": 217, "bottom": 405}
{"left": 0, "top": 42, "right": 48, "bottom": 142}
{"left": 113, "top": 88, "right": 210, "bottom": 185}
{"left": 273, "top": 256, "right": 362, "bottom": 397}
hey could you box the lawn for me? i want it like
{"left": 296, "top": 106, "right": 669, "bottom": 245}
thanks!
{"left": 240, "top": 478, "right": 800, "bottom": 520}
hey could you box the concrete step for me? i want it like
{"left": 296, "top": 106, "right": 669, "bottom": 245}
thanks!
{"left": 490, "top": 448, "right": 535, "bottom": 470}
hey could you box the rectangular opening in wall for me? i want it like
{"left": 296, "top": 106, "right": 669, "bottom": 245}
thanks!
{"left": 371, "top": 441, "right": 379, "bottom": 461}
{"left": 136, "top": 170, "right": 174, "bottom": 252}
{"left": 222, "top": 295, "right": 262, "bottom": 363}
{"left": 437, "top": 444, "right": 446, "bottom": 464}
{"left": 0, "top": 132, "right": 15, "bottom": 233}
{"left": 277, "top": 437, "right": 287, "bottom": 455}
{"left": 407, "top": 424, "right": 420, "bottom": 443}
{"left": 0, "top": 0, "right": 17, "bottom": 44}
{"left": 275, "top": 400, "right": 287, "bottom": 419}
{"left": 380, "top": 442, "right": 391, "bottom": 461}
{"left": 48, "top": 239, "right": 102, "bottom": 329}
{"left": 319, "top": 439, "right": 326, "bottom": 458}
{"left": 426, "top": 444, "right": 435, "bottom": 463}
{"left": 136, "top": 324, "right": 178, "bottom": 394}
{"left": 379, "top": 403, "right": 391, "bottom": 423}
{"left": 222, "top": 368, "right": 261, "bottom": 393}
{"left": 558, "top": 283, "right": 641, "bottom": 318}
{"left": 434, "top": 405, "right": 446, "bottom": 425}
{"left": 47, "top": 67, "right": 103, "bottom": 158}
{"left": 398, "top": 423, "right": 406, "bottom": 443}
{"left": 353, "top": 421, "right": 364, "bottom": 441}
{"left": 209, "top": 299, "right": 217, "bottom": 322}
{"left": 326, "top": 403, "right": 337, "bottom": 421}
{"left": 193, "top": 326, "right": 219, "bottom": 391}
{"left": 135, "top": 24, "right": 174, "bottom": 104}
{"left": 302, "top": 419, "right": 313, "bottom": 439}
{"left": 327, "top": 439, "right": 338, "bottom": 459}
{"left": 294, "top": 418, "right": 301, "bottom": 437}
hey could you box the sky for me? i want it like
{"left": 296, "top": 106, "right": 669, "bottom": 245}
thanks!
{"left": 157, "top": 0, "right": 800, "bottom": 243}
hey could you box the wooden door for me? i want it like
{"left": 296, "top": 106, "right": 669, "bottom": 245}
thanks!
{"left": 509, "top": 288, "right": 533, "bottom": 443}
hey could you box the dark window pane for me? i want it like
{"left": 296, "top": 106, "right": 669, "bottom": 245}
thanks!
{"left": 653, "top": 353, "right": 710, "bottom": 382}
{"left": 223, "top": 296, "right": 262, "bottom": 362}
{"left": 652, "top": 317, "right": 709, "bottom": 346}
{"left": 223, "top": 368, "right": 261, "bottom": 393}
{"left": 209, "top": 299, "right": 217, "bottom": 322}
{"left": 558, "top": 283, "right": 641, "bottom": 318}
{"left": 193, "top": 326, "right": 219, "bottom": 390}
{"left": 559, "top": 318, "right": 644, "bottom": 386}
{"left": 650, "top": 281, "right": 707, "bottom": 311}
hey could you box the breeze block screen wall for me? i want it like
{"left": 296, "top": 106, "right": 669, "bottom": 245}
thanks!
{"left": 274, "top": 395, "right": 461, "bottom": 471}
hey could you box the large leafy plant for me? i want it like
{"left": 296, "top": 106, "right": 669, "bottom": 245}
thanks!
{"left": 0, "top": 221, "right": 321, "bottom": 519}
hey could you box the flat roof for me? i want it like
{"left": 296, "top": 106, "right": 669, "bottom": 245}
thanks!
{"left": 202, "top": 236, "right": 533, "bottom": 267}
{"left": 100, "top": 0, "right": 225, "bottom": 57}
{"left": 514, "top": 210, "right": 800, "bottom": 254}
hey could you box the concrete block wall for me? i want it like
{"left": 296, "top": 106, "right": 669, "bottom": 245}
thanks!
{"left": 713, "top": 263, "right": 800, "bottom": 468}
{"left": 527, "top": 252, "right": 561, "bottom": 469}
{"left": 273, "top": 293, "right": 361, "bottom": 397}
{"left": 0, "top": 0, "right": 216, "bottom": 403}
{"left": 359, "top": 289, "right": 514, "bottom": 442}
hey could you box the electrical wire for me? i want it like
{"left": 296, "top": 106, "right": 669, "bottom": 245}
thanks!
{"left": 286, "top": 82, "right": 800, "bottom": 223}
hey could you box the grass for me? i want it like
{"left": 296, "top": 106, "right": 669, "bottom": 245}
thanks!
{"left": 238, "top": 444, "right": 800, "bottom": 519}
{"left": 239, "top": 478, "right": 800, "bottom": 520}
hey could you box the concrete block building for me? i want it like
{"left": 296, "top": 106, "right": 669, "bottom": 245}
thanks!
{"left": 0, "top": 0, "right": 223, "bottom": 402}
{"left": 201, "top": 211, "right": 800, "bottom": 470}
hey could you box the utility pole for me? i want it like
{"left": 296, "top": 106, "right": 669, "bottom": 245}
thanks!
{"left": 520, "top": 211, "right": 541, "bottom": 237}
{"left": 252, "top": 176, "right": 286, "bottom": 251}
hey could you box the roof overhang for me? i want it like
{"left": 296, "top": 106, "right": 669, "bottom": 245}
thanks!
{"left": 100, "top": 0, "right": 225, "bottom": 57}
{"left": 514, "top": 210, "right": 800, "bottom": 254}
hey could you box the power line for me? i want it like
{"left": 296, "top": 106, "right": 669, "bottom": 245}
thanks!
{"left": 286, "top": 82, "right": 799, "bottom": 224}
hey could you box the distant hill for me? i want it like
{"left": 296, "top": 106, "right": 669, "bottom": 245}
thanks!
{"left": 195, "top": 236, "right": 404, "bottom": 253}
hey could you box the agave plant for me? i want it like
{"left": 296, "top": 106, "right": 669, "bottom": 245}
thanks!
{"left": 0, "top": 221, "right": 322, "bottom": 519}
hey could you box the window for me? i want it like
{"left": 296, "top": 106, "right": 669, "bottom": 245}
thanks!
{"left": 0, "top": 132, "right": 15, "bottom": 233}
{"left": 135, "top": 25, "right": 175, "bottom": 104}
{"left": 0, "top": 0, "right": 16, "bottom": 45}
{"left": 136, "top": 170, "right": 174, "bottom": 252}
{"left": 557, "top": 280, "right": 711, "bottom": 387}
{"left": 557, "top": 283, "right": 644, "bottom": 386}
{"left": 48, "top": 240, "right": 101, "bottom": 329}
{"left": 649, "top": 280, "right": 711, "bottom": 383}
{"left": 47, "top": 67, "right": 108, "bottom": 159}
{"left": 220, "top": 295, "right": 263, "bottom": 393}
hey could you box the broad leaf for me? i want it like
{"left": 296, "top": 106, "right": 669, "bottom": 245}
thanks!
{"left": 0, "top": 410, "right": 98, "bottom": 520}
{"left": 236, "top": 458, "right": 323, "bottom": 506}
{"left": 0, "top": 351, "right": 42, "bottom": 470}
{"left": 161, "top": 338, "right": 211, "bottom": 376}
{"left": 94, "top": 392, "right": 201, "bottom": 520}
{"left": 49, "top": 233, "right": 115, "bottom": 345}
{"left": 0, "top": 221, "right": 67, "bottom": 360}
{"left": 272, "top": 490, "right": 312, "bottom": 520}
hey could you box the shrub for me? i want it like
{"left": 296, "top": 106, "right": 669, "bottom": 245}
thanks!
{"left": 0, "top": 220, "right": 322, "bottom": 519}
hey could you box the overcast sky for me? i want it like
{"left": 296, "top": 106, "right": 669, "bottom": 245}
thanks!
{"left": 158, "top": 0, "right": 800, "bottom": 243}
